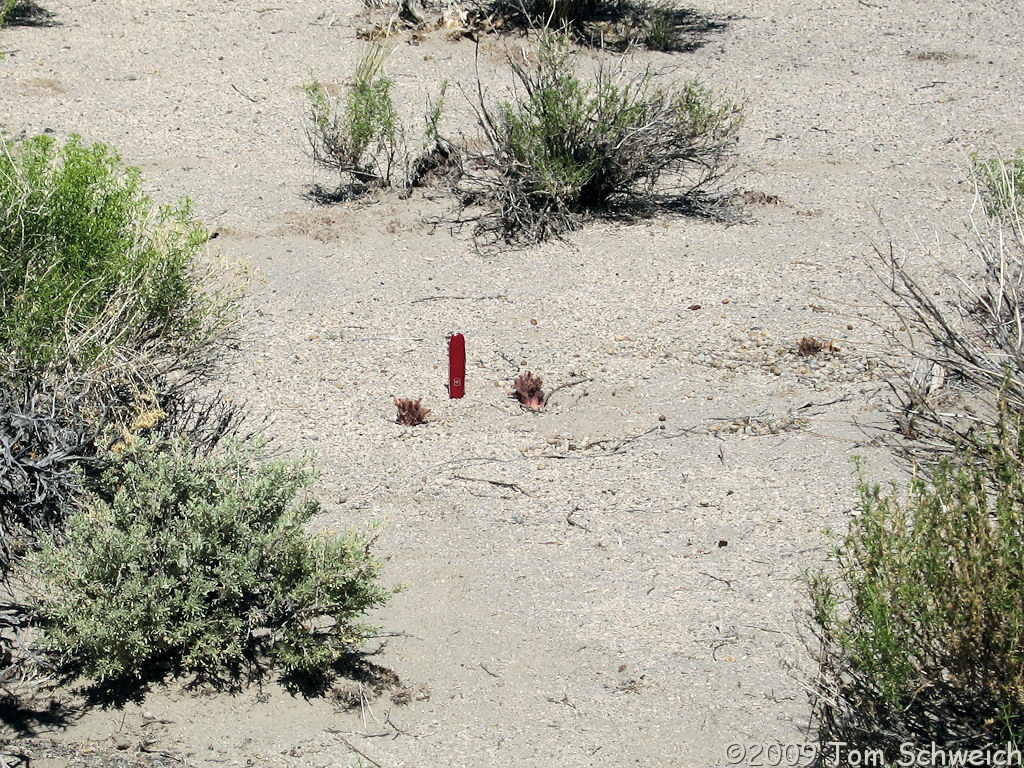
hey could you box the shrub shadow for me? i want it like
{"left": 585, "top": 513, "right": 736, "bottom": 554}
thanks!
{"left": 0, "top": 603, "right": 78, "bottom": 738}
{"left": 604, "top": 189, "right": 746, "bottom": 224}
{"left": 55, "top": 664, "right": 170, "bottom": 709}
{"left": 452, "top": 187, "right": 744, "bottom": 251}
{"left": 647, "top": 6, "right": 730, "bottom": 53}
{"left": 483, "top": 1, "right": 732, "bottom": 52}
{"left": 280, "top": 646, "right": 400, "bottom": 702}
{"left": 302, "top": 182, "right": 372, "bottom": 206}
{"left": 0, "top": 695, "right": 76, "bottom": 739}
{"left": 58, "top": 645, "right": 401, "bottom": 712}
{"left": 4, "top": 0, "right": 58, "bottom": 27}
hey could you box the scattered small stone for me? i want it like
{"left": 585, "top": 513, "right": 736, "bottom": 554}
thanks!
{"left": 686, "top": 327, "right": 879, "bottom": 390}
{"left": 111, "top": 734, "right": 133, "bottom": 750}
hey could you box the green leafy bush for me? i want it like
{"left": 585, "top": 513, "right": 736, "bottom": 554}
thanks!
{"left": 304, "top": 45, "right": 455, "bottom": 196}
{"left": 467, "top": 34, "right": 741, "bottom": 243}
{"left": 809, "top": 422, "right": 1024, "bottom": 757}
{"left": 0, "top": 0, "right": 15, "bottom": 25}
{"left": 31, "top": 437, "right": 392, "bottom": 681}
{"left": 304, "top": 44, "right": 400, "bottom": 189}
{"left": 0, "top": 134, "right": 227, "bottom": 379}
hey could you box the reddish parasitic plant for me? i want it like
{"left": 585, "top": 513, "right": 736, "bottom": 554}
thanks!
{"left": 798, "top": 336, "right": 823, "bottom": 357}
{"left": 798, "top": 336, "right": 840, "bottom": 357}
{"left": 394, "top": 397, "right": 431, "bottom": 426}
{"left": 513, "top": 371, "right": 545, "bottom": 410}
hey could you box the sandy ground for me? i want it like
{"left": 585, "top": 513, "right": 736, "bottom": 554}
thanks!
{"left": 3, "top": 0, "right": 1024, "bottom": 765}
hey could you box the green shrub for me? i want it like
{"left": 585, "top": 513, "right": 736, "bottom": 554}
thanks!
{"left": 304, "top": 44, "right": 401, "bottom": 190}
{"left": 0, "top": 134, "right": 233, "bottom": 575}
{"left": 642, "top": 3, "right": 679, "bottom": 51}
{"left": 0, "top": 134, "right": 227, "bottom": 380}
{"left": 0, "top": 0, "right": 15, "bottom": 25}
{"left": 31, "top": 437, "right": 393, "bottom": 681}
{"left": 468, "top": 34, "right": 741, "bottom": 242}
{"left": 974, "top": 151, "right": 1023, "bottom": 229}
{"left": 809, "top": 425, "right": 1024, "bottom": 757}
{"left": 304, "top": 45, "right": 455, "bottom": 196}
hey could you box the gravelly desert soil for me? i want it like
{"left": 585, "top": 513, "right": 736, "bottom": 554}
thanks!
{"left": 3, "top": 0, "right": 1024, "bottom": 766}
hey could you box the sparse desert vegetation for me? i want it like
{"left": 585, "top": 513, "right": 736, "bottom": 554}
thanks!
{"left": 462, "top": 33, "right": 741, "bottom": 242}
{"left": 0, "top": 133, "right": 392, "bottom": 693}
{"left": 31, "top": 436, "right": 391, "bottom": 681}
{"left": 3, "top": 1, "right": 1024, "bottom": 766}
{"left": 304, "top": 43, "right": 454, "bottom": 198}
{"left": 304, "top": 32, "right": 740, "bottom": 243}
{"left": 808, "top": 155, "right": 1024, "bottom": 756}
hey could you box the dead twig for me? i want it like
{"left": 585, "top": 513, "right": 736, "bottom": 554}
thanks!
{"left": 415, "top": 455, "right": 514, "bottom": 477}
{"left": 795, "top": 396, "right": 850, "bottom": 410}
{"left": 335, "top": 736, "right": 384, "bottom": 768}
{"left": 452, "top": 474, "right": 530, "bottom": 495}
{"left": 349, "top": 336, "right": 426, "bottom": 342}
{"left": 710, "top": 636, "right": 737, "bottom": 661}
{"left": 700, "top": 571, "right": 733, "bottom": 588}
{"left": 566, "top": 506, "right": 591, "bottom": 531}
{"left": 581, "top": 425, "right": 660, "bottom": 454}
{"left": 542, "top": 377, "right": 592, "bottom": 407}
{"left": 230, "top": 83, "right": 259, "bottom": 103}
{"left": 410, "top": 293, "right": 506, "bottom": 303}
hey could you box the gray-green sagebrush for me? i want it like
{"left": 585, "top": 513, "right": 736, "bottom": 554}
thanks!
{"left": 467, "top": 33, "right": 742, "bottom": 243}
{"left": 31, "top": 437, "right": 394, "bottom": 680}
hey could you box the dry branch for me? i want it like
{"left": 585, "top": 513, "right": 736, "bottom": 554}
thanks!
{"left": 873, "top": 209, "right": 1024, "bottom": 465}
